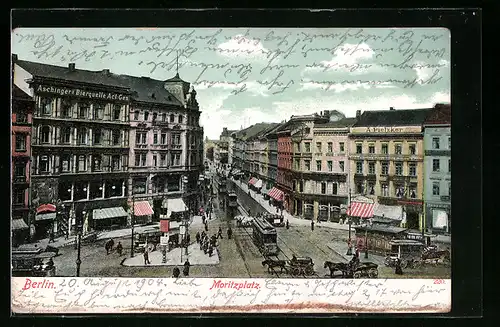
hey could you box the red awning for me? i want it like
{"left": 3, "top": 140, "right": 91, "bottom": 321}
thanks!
{"left": 248, "top": 177, "right": 257, "bottom": 185}
{"left": 346, "top": 202, "right": 374, "bottom": 218}
{"left": 134, "top": 201, "right": 154, "bottom": 216}
{"left": 268, "top": 187, "right": 284, "bottom": 201}
{"left": 36, "top": 204, "right": 56, "bottom": 214}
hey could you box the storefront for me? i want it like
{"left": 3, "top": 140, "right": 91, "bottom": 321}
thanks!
{"left": 92, "top": 206, "right": 128, "bottom": 230}
{"left": 373, "top": 203, "right": 404, "bottom": 227}
{"left": 425, "top": 202, "right": 451, "bottom": 234}
{"left": 354, "top": 225, "right": 408, "bottom": 255}
{"left": 34, "top": 204, "right": 57, "bottom": 240}
{"left": 133, "top": 200, "right": 154, "bottom": 225}
{"left": 12, "top": 218, "right": 30, "bottom": 247}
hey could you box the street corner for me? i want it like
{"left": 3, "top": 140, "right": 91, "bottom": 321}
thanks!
{"left": 121, "top": 244, "right": 220, "bottom": 267}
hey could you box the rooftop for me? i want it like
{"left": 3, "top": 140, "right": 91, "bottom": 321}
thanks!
{"left": 12, "top": 85, "right": 33, "bottom": 101}
{"left": 314, "top": 117, "right": 357, "bottom": 128}
{"left": 424, "top": 103, "right": 451, "bottom": 125}
{"left": 353, "top": 108, "right": 432, "bottom": 127}
{"left": 233, "top": 123, "right": 277, "bottom": 141}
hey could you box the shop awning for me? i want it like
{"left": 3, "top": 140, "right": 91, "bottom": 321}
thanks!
{"left": 35, "top": 212, "right": 56, "bottom": 221}
{"left": 373, "top": 203, "right": 404, "bottom": 221}
{"left": 346, "top": 202, "right": 374, "bottom": 218}
{"left": 12, "top": 219, "right": 29, "bottom": 230}
{"left": 261, "top": 185, "right": 269, "bottom": 195}
{"left": 268, "top": 187, "right": 284, "bottom": 201}
{"left": 254, "top": 179, "right": 263, "bottom": 188}
{"left": 167, "top": 198, "right": 187, "bottom": 216}
{"left": 248, "top": 177, "right": 257, "bottom": 185}
{"left": 93, "top": 207, "right": 128, "bottom": 220}
{"left": 134, "top": 201, "right": 154, "bottom": 216}
{"left": 36, "top": 204, "right": 56, "bottom": 214}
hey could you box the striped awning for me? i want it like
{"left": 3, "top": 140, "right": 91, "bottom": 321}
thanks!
{"left": 93, "top": 207, "right": 128, "bottom": 220}
{"left": 35, "top": 212, "right": 56, "bottom": 221}
{"left": 268, "top": 187, "right": 284, "bottom": 201}
{"left": 134, "top": 201, "right": 154, "bottom": 216}
{"left": 12, "top": 219, "right": 29, "bottom": 230}
{"left": 248, "top": 177, "right": 257, "bottom": 185}
{"left": 254, "top": 179, "right": 263, "bottom": 188}
{"left": 346, "top": 202, "right": 374, "bottom": 218}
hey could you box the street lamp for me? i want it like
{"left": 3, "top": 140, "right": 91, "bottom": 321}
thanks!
{"left": 130, "top": 195, "right": 135, "bottom": 258}
{"left": 76, "top": 209, "right": 84, "bottom": 277}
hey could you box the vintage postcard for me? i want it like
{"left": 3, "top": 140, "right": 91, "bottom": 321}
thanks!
{"left": 11, "top": 27, "right": 451, "bottom": 314}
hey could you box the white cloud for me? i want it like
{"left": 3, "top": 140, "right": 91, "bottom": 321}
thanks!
{"left": 194, "top": 80, "right": 270, "bottom": 97}
{"left": 299, "top": 78, "right": 372, "bottom": 93}
{"left": 197, "top": 92, "right": 233, "bottom": 139}
{"left": 428, "top": 91, "right": 451, "bottom": 104}
{"left": 216, "top": 35, "right": 269, "bottom": 60}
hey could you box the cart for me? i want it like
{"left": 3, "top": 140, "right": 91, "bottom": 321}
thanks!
{"left": 384, "top": 239, "right": 426, "bottom": 269}
{"left": 288, "top": 257, "right": 315, "bottom": 276}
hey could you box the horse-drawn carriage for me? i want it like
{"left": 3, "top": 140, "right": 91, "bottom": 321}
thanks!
{"left": 262, "top": 256, "right": 315, "bottom": 277}
{"left": 324, "top": 261, "right": 379, "bottom": 279}
{"left": 384, "top": 240, "right": 450, "bottom": 269}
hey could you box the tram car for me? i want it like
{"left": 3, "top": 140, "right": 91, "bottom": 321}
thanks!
{"left": 260, "top": 212, "right": 285, "bottom": 227}
{"left": 252, "top": 217, "right": 279, "bottom": 256}
{"left": 228, "top": 193, "right": 238, "bottom": 208}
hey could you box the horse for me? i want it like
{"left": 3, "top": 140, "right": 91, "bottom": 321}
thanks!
{"left": 105, "top": 239, "right": 115, "bottom": 255}
{"left": 324, "top": 261, "right": 349, "bottom": 278}
{"left": 262, "top": 259, "right": 287, "bottom": 273}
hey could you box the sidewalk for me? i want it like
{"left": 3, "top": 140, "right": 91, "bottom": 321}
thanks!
{"left": 122, "top": 243, "right": 220, "bottom": 267}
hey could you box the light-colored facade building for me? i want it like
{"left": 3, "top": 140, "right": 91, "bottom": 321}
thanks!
{"left": 423, "top": 104, "right": 451, "bottom": 234}
{"left": 348, "top": 107, "right": 431, "bottom": 230}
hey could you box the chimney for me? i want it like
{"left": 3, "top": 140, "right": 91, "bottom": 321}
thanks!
{"left": 68, "top": 63, "right": 76, "bottom": 72}
{"left": 102, "top": 69, "right": 110, "bottom": 75}
{"left": 389, "top": 106, "right": 395, "bottom": 110}
{"left": 356, "top": 110, "right": 361, "bottom": 119}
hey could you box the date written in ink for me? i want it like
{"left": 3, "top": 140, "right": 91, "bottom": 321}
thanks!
{"left": 22, "top": 278, "right": 56, "bottom": 291}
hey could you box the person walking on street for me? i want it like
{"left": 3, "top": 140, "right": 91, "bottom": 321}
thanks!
{"left": 186, "top": 233, "right": 191, "bottom": 245}
{"left": 48, "top": 229, "right": 55, "bottom": 243}
{"left": 204, "top": 222, "right": 209, "bottom": 232}
{"left": 172, "top": 267, "right": 180, "bottom": 278}
{"left": 395, "top": 258, "right": 404, "bottom": 275}
{"left": 183, "top": 260, "right": 191, "bottom": 276}
{"left": 311, "top": 220, "right": 315, "bottom": 231}
{"left": 208, "top": 244, "right": 214, "bottom": 257}
{"left": 143, "top": 249, "right": 151, "bottom": 265}
{"left": 196, "top": 231, "right": 201, "bottom": 244}
{"left": 227, "top": 227, "right": 232, "bottom": 239}
{"left": 116, "top": 241, "right": 123, "bottom": 256}
{"left": 286, "top": 219, "right": 290, "bottom": 229}
{"left": 217, "top": 227, "right": 223, "bottom": 239}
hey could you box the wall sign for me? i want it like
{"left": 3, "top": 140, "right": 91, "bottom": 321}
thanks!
{"left": 351, "top": 126, "right": 422, "bottom": 134}
{"left": 36, "top": 85, "right": 129, "bottom": 101}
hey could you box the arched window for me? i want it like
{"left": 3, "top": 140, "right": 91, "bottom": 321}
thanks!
{"left": 178, "top": 115, "right": 183, "bottom": 124}
{"left": 170, "top": 114, "right": 175, "bottom": 122}
{"left": 62, "top": 126, "right": 72, "bottom": 144}
{"left": 78, "top": 127, "right": 88, "bottom": 145}
{"left": 41, "top": 126, "right": 51, "bottom": 143}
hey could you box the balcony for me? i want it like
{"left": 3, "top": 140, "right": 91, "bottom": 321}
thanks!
{"left": 152, "top": 120, "right": 170, "bottom": 127}
{"left": 349, "top": 153, "right": 423, "bottom": 161}
{"left": 440, "top": 195, "right": 450, "bottom": 202}
{"left": 135, "top": 144, "right": 148, "bottom": 149}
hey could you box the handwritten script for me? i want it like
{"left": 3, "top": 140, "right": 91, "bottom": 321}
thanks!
{"left": 12, "top": 278, "right": 451, "bottom": 313}
{"left": 13, "top": 28, "right": 449, "bottom": 96}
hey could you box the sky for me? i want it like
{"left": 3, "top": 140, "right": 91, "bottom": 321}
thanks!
{"left": 11, "top": 28, "right": 450, "bottom": 139}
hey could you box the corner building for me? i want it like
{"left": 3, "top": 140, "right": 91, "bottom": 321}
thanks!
{"left": 348, "top": 107, "right": 431, "bottom": 230}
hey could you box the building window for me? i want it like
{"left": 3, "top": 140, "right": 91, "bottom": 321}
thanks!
{"left": 41, "top": 126, "right": 50, "bottom": 143}
{"left": 167, "top": 175, "right": 180, "bottom": 192}
{"left": 448, "top": 182, "right": 451, "bottom": 197}
{"left": 432, "top": 159, "right": 440, "bottom": 172}
{"left": 112, "top": 130, "right": 120, "bottom": 145}
{"left": 381, "top": 161, "right": 389, "bottom": 175}
{"left": 432, "top": 182, "right": 440, "bottom": 196}
{"left": 409, "top": 144, "right": 416, "bottom": 155}
{"left": 16, "top": 112, "right": 27, "bottom": 123}
{"left": 327, "top": 161, "right": 333, "bottom": 172}
{"left": 409, "top": 183, "right": 417, "bottom": 198}
{"left": 133, "top": 178, "right": 147, "bottom": 195}
{"left": 153, "top": 155, "right": 157, "bottom": 167}
{"left": 136, "top": 132, "right": 147, "bottom": 145}
{"left": 294, "top": 159, "right": 300, "bottom": 170}
{"left": 305, "top": 160, "right": 311, "bottom": 171}
{"left": 161, "top": 133, "right": 167, "bottom": 144}
{"left": 321, "top": 182, "right": 326, "bottom": 194}
{"left": 153, "top": 133, "right": 158, "bottom": 144}
{"left": 356, "top": 182, "right": 364, "bottom": 194}
{"left": 448, "top": 137, "right": 451, "bottom": 149}
{"left": 395, "top": 184, "right": 405, "bottom": 198}
{"left": 368, "top": 182, "right": 375, "bottom": 195}
{"left": 299, "top": 181, "right": 304, "bottom": 192}
{"left": 172, "top": 134, "right": 181, "bottom": 145}
{"left": 409, "top": 162, "right": 417, "bottom": 176}
{"left": 395, "top": 143, "right": 402, "bottom": 155}
{"left": 39, "top": 155, "right": 49, "bottom": 173}
{"left": 381, "top": 183, "right": 389, "bottom": 196}
{"left": 60, "top": 127, "right": 71, "bottom": 144}
{"left": 77, "top": 128, "right": 88, "bottom": 145}
{"left": 113, "top": 105, "right": 121, "bottom": 120}
{"left": 15, "top": 134, "right": 26, "bottom": 151}
{"left": 135, "top": 153, "right": 146, "bottom": 166}
{"left": 178, "top": 115, "right": 183, "bottom": 124}
{"left": 161, "top": 113, "right": 167, "bottom": 122}
{"left": 375, "top": 143, "right": 386, "bottom": 155}
{"left": 112, "top": 155, "right": 121, "bottom": 170}
{"left": 356, "top": 161, "right": 363, "bottom": 174}
{"left": 93, "top": 103, "right": 104, "bottom": 120}
{"left": 41, "top": 98, "right": 52, "bottom": 115}
{"left": 448, "top": 159, "right": 451, "bottom": 173}
{"left": 332, "top": 183, "right": 338, "bottom": 194}
{"left": 170, "top": 114, "right": 175, "bottom": 122}
{"left": 78, "top": 103, "right": 89, "bottom": 119}
{"left": 160, "top": 154, "right": 166, "bottom": 166}
{"left": 305, "top": 142, "right": 311, "bottom": 153}
{"left": 78, "top": 155, "right": 87, "bottom": 172}
{"left": 61, "top": 100, "right": 72, "bottom": 118}
{"left": 92, "top": 155, "right": 102, "bottom": 171}
{"left": 134, "top": 111, "right": 139, "bottom": 120}
{"left": 356, "top": 143, "right": 362, "bottom": 154}
{"left": 368, "top": 144, "right": 375, "bottom": 154}
{"left": 368, "top": 161, "right": 375, "bottom": 175}
{"left": 316, "top": 160, "right": 321, "bottom": 171}
{"left": 316, "top": 142, "right": 322, "bottom": 152}
{"left": 143, "top": 111, "right": 149, "bottom": 121}
{"left": 339, "top": 161, "right": 345, "bottom": 172}
{"left": 171, "top": 153, "right": 181, "bottom": 166}
{"left": 14, "top": 163, "right": 26, "bottom": 177}
{"left": 327, "top": 142, "right": 333, "bottom": 153}
{"left": 432, "top": 137, "right": 440, "bottom": 149}
{"left": 13, "top": 189, "right": 25, "bottom": 205}
{"left": 60, "top": 154, "right": 71, "bottom": 172}
{"left": 152, "top": 112, "right": 158, "bottom": 121}
{"left": 395, "top": 162, "right": 403, "bottom": 175}
{"left": 93, "top": 129, "right": 102, "bottom": 145}
{"left": 339, "top": 142, "right": 345, "bottom": 152}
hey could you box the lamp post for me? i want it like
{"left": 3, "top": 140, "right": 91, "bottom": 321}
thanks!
{"left": 130, "top": 195, "right": 135, "bottom": 258}
{"left": 76, "top": 208, "right": 84, "bottom": 277}
{"left": 364, "top": 226, "right": 369, "bottom": 259}
{"left": 182, "top": 176, "right": 189, "bottom": 258}
{"left": 346, "top": 189, "right": 353, "bottom": 256}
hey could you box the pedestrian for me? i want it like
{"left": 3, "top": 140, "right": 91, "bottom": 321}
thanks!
{"left": 217, "top": 227, "right": 223, "bottom": 239}
{"left": 186, "top": 233, "right": 191, "bottom": 245}
{"left": 311, "top": 220, "right": 315, "bottom": 231}
{"left": 48, "top": 230, "right": 55, "bottom": 243}
{"left": 172, "top": 267, "right": 180, "bottom": 278}
{"left": 208, "top": 245, "right": 214, "bottom": 257}
{"left": 395, "top": 258, "right": 404, "bottom": 275}
{"left": 65, "top": 228, "right": 69, "bottom": 240}
{"left": 183, "top": 260, "right": 191, "bottom": 276}
{"left": 227, "top": 227, "right": 232, "bottom": 240}
{"left": 116, "top": 241, "right": 123, "bottom": 256}
{"left": 196, "top": 231, "right": 201, "bottom": 244}
{"left": 204, "top": 222, "right": 208, "bottom": 232}
{"left": 143, "top": 249, "right": 151, "bottom": 265}
{"left": 286, "top": 219, "right": 289, "bottom": 229}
